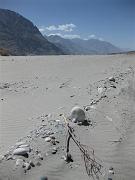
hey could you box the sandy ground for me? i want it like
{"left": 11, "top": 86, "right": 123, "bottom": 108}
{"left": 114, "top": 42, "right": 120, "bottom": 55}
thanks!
{"left": 0, "top": 54, "right": 135, "bottom": 180}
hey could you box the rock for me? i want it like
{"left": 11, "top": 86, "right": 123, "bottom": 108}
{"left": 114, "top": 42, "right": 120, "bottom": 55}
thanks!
{"left": 40, "top": 176, "right": 48, "bottom": 180}
{"left": 37, "top": 153, "right": 43, "bottom": 160}
{"left": 51, "top": 147, "right": 57, "bottom": 154}
{"left": 70, "top": 106, "right": 86, "bottom": 123}
{"left": 6, "top": 155, "right": 14, "bottom": 160}
{"left": 19, "top": 144, "right": 30, "bottom": 148}
{"left": 109, "top": 76, "right": 115, "bottom": 82}
{"left": 0, "top": 155, "right": 4, "bottom": 162}
{"left": 16, "top": 159, "right": 24, "bottom": 166}
{"left": 50, "top": 135, "right": 55, "bottom": 139}
{"left": 15, "top": 141, "right": 26, "bottom": 147}
{"left": 29, "top": 160, "right": 35, "bottom": 167}
{"left": 45, "top": 137, "right": 51, "bottom": 142}
{"left": 13, "top": 147, "right": 29, "bottom": 157}
{"left": 110, "top": 84, "right": 116, "bottom": 88}
{"left": 84, "top": 106, "right": 90, "bottom": 111}
{"left": 23, "top": 162, "right": 31, "bottom": 170}
{"left": 98, "top": 87, "right": 104, "bottom": 94}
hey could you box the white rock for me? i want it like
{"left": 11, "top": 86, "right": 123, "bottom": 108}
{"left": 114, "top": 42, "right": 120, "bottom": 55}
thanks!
{"left": 13, "top": 147, "right": 29, "bottom": 156}
{"left": 15, "top": 141, "right": 26, "bottom": 147}
{"left": 108, "top": 76, "right": 115, "bottom": 82}
{"left": 98, "top": 87, "right": 104, "bottom": 94}
{"left": 45, "top": 137, "right": 51, "bottom": 142}
{"left": 19, "top": 144, "right": 29, "bottom": 148}
{"left": 23, "top": 162, "right": 31, "bottom": 170}
{"left": 0, "top": 155, "right": 4, "bottom": 161}
{"left": 16, "top": 159, "right": 24, "bottom": 166}
{"left": 70, "top": 106, "right": 85, "bottom": 123}
{"left": 37, "top": 153, "right": 43, "bottom": 160}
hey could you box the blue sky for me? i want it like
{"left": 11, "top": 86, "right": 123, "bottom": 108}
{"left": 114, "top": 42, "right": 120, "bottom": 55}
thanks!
{"left": 0, "top": 0, "right": 135, "bottom": 49}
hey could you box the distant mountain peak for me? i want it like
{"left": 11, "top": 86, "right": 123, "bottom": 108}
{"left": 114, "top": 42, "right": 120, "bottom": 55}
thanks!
{"left": 47, "top": 34, "right": 121, "bottom": 55}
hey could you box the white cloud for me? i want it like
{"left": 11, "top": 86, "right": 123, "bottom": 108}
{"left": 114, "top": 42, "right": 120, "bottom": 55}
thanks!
{"left": 88, "top": 34, "right": 96, "bottom": 39}
{"left": 62, "top": 34, "right": 80, "bottom": 39}
{"left": 88, "top": 34, "right": 104, "bottom": 41}
{"left": 46, "top": 23, "right": 76, "bottom": 32}
{"left": 48, "top": 33, "right": 80, "bottom": 39}
{"left": 98, "top": 37, "right": 104, "bottom": 41}
{"left": 39, "top": 28, "right": 45, "bottom": 33}
{"left": 46, "top": 25, "right": 57, "bottom": 31}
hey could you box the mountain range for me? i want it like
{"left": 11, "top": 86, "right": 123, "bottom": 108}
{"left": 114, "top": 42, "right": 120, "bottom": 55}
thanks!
{"left": 46, "top": 35, "right": 121, "bottom": 55}
{"left": 0, "top": 8, "right": 121, "bottom": 55}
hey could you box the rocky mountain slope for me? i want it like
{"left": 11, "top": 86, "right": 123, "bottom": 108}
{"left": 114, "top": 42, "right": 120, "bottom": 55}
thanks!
{"left": 0, "top": 9, "right": 63, "bottom": 55}
{"left": 47, "top": 35, "right": 121, "bottom": 55}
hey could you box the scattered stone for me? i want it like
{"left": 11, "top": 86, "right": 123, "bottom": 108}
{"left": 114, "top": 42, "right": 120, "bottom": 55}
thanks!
{"left": 51, "top": 147, "right": 57, "bottom": 154}
{"left": 108, "top": 76, "right": 115, "bottom": 82}
{"left": 6, "top": 155, "right": 14, "bottom": 160}
{"left": 108, "top": 166, "right": 114, "bottom": 179}
{"left": 84, "top": 106, "right": 91, "bottom": 111}
{"left": 0, "top": 155, "right": 4, "bottom": 162}
{"left": 40, "top": 176, "right": 48, "bottom": 180}
{"left": 23, "top": 162, "right": 31, "bottom": 170}
{"left": 45, "top": 137, "right": 51, "bottom": 142}
{"left": 50, "top": 135, "right": 55, "bottom": 139}
{"left": 110, "top": 84, "right": 116, "bottom": 88}
{"left": 16, "top": 159, "right": 24, "bottom": 166}
{"left": 15, "top": 141, "right": 26, "bottom": 147}
{"left": 37, "top": 153, "right": 43, "bottom": 160}
{"left": 51, "top": 137, "right": 57, "bottom": 145}
{"left": 13, "top": 147, "right": 29, "bottom": 157}
{"left": 97, "top": 87, "right": 104, "bottom": 94}
{"left": 70, "top": 106, "right": 86, "bottom": 123}
{"left": 29, "top": 160, "right": 35, "bottom": 167}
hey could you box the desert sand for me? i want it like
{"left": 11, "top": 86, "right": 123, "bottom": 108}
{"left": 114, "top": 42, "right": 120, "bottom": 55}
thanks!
{"left": 0, "top": 54, "right": 135, "bottom": 180}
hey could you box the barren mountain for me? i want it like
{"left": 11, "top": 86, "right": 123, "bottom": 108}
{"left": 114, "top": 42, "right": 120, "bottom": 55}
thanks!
{"left": 0, "top": 9, "right": 63, "bottom": 55}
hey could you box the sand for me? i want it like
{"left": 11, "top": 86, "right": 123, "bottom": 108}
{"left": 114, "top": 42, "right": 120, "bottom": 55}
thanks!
{"left": 0, "top": 54, "right": 135, "bottom": 180}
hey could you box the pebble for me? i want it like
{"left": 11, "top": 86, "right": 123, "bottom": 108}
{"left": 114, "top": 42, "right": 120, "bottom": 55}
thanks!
{"left": 45, "top": 137, "right": 51, "bottom": 142}
{"left": 110, "top": 84, "right": 116, "bottom": 88}
{"left": 84, "top": 106, "right": 91, "bottom": 111}
{"left": 0, "top": 155, "right": 4, "bottom": 162}
{"left": 16, "top": 159, "right": 24, "bottom": 166}
{"left": 109, "top": 76, "right": 115, "bottom": 82}
{"left": 23, "top": 162, "right": 31, "bottom": 170}
{"left": 6, "top": 155, "right": 14, "bottom": 160}
{"left": 37, "top": 153, "right": 43, "bottom": 160}
{"left": 19, "top": 144, "right": 30, "bottom": 148}
{"left": 40, "top": 176, "right": 48, "bottom": 180}
{"left": 98, "top": 87, "right": 104, "bottom": 94}
{"left": 13, "top": 147, "right": 29, "bottom": 156}
{"left": 51, "top": 147, "right": 57, "bottom": 154}
{"left": 15, "top": 141, "right": 26, "bottom": 147}
{"left": 29, "top": 160, "right": 35, "bottom": 167}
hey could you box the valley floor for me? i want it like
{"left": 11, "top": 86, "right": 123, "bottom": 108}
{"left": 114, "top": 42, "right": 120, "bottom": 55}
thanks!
{"left": 0, "top": 54, "right": 135, "bottom": 180}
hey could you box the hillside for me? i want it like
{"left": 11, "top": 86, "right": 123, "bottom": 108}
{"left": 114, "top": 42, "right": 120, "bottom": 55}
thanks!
{"left": 0, "top": 9, "right": 63, "bottom": 55}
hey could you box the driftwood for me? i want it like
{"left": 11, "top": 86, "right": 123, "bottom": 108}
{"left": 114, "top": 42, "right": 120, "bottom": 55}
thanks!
{"left": 63, "top": 115, "right": 103, "bottom": 179}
